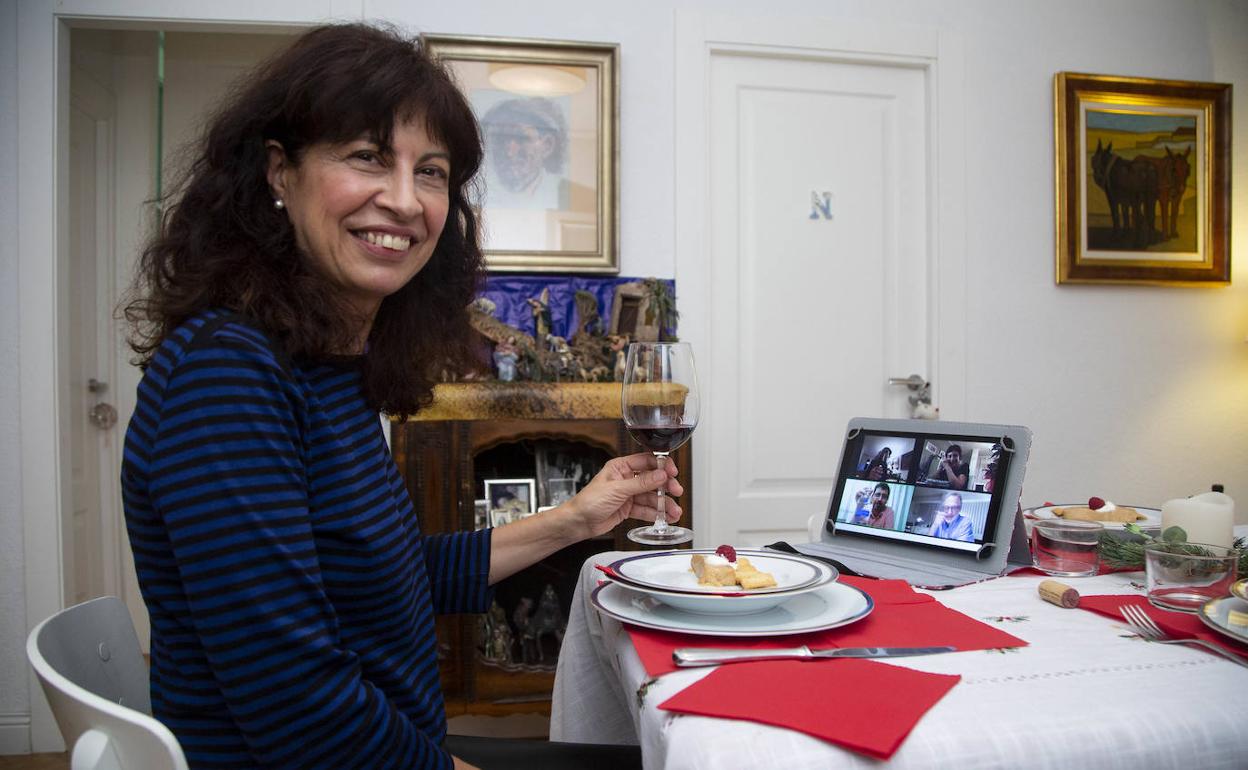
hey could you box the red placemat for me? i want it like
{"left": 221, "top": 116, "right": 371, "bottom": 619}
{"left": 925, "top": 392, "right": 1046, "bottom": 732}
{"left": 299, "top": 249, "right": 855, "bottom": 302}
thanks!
{"left": 625, "top": 575, "right": 1026, "bottom": 677}
{"left": 658, "top": 659, "right": 959, "bottom": 760}
{"left": 1079, "top": 594, "right": 1248, "bottom": 659}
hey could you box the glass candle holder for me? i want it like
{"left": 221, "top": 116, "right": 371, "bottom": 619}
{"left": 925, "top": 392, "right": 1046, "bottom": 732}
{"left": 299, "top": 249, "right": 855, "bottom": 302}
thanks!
{"left": 1144, "top": 542, "right": 1239, "bottom": 612}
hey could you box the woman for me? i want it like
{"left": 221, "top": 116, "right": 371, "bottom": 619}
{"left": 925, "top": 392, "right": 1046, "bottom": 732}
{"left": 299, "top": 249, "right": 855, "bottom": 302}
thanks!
{"left": 121, "top": 24, "right": 677, "bottom": 769}
{"left": 936, "top": 445, "right": 970, "bottom": 489}
{"left": 861, "top": 447, "right": 891, "bottom": 481}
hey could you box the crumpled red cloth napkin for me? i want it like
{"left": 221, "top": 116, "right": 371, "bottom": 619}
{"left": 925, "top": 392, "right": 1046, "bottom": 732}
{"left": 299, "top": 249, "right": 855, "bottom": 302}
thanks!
{"left": 1079, "top": 594, "right": 1248, "bottom": 659}
{"left": 658, "top": 658, "right": 960, "bottom": 760}
{"left": 624, "top": 575, "right": 1027, "bottom": 677}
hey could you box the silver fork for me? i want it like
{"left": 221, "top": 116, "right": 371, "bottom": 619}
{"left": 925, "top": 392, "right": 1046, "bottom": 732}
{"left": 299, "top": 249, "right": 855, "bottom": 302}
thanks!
{"left": 1119, "top": 605, "right": 1248, "bottom": 669}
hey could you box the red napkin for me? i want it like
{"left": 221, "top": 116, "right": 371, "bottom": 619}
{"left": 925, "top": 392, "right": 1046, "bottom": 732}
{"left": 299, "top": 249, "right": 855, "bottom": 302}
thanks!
{"left": 840, "top": 575, "right": 935, "bottom": 605}
{"left": 626, "top": 576, "right": 1026, "bottom": 677}
{"left": 1079, "top": 594, "right": 1248, "bottom": 659}
{"left": 658, "top": 659, "right": 959, "bottom": 760}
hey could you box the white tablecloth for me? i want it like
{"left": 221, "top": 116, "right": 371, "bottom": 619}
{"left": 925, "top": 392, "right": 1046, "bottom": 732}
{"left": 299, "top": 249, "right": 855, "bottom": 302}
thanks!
{"left": 551, "top": 542, "right": 1248, "bottom": 769}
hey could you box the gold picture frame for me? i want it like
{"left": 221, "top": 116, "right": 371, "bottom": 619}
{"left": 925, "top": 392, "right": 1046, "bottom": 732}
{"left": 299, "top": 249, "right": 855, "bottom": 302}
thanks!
{"left": 425, "top": 34, "right": 619, "bottom": 273}
{"left": 1054, "top": 72, "right": 1231, "bottom": 285}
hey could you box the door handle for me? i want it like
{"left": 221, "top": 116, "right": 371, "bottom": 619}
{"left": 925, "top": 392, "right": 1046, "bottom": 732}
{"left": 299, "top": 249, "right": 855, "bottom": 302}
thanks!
{"left": 887, "top": 374, "right": 938, "bottom": 419}
{"left": 887, "top": 374, "right": 926, "bottom": 391}
{"left": 89, "top": 402, "right": 118, "bottom": 430}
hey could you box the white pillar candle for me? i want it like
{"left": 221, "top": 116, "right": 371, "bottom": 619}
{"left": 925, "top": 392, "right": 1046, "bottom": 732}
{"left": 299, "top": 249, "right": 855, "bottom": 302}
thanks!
{"left": 1159, "top": 492, "right": 1235, "bottom": 548}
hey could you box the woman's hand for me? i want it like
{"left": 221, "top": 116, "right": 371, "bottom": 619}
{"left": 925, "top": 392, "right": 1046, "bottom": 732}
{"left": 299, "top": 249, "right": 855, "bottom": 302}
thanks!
{"left": 563, "top": 453, "right": 683, "bottom": 540}
{"left": 486, "top": 453, "right": 682, "bottom": 584}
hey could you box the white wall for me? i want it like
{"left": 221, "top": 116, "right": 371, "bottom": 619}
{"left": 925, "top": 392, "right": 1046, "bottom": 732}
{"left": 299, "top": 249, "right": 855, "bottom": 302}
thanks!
{"left": 3, "top": 0, "right": 1246, "bottom": 754}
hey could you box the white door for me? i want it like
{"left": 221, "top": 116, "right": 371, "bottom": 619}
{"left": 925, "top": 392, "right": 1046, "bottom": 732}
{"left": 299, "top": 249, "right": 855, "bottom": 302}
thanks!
{"left": 676, "top": 16, "right": 966, "bottom": 548}
{"left": 67, "top": 68, "right": 124, "bottom": 607}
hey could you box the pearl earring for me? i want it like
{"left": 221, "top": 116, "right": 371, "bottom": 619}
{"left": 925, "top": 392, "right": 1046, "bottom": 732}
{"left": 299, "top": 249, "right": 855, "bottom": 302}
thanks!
{"left": 274, "top": 198, "right": 285, "bottom": 210}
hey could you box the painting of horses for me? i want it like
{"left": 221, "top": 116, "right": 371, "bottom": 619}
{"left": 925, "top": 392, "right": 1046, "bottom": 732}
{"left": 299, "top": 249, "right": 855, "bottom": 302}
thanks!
{"left": 1055, "top": 72, "right": 1230, "bottom": 285}
{"left": 1086, "top": 112, "right": 1194, "bottom": 252}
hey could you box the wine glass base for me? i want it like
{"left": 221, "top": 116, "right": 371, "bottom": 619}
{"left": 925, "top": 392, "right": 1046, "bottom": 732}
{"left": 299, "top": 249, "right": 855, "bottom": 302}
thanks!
{"left": 627, "top": 524, "right": 694, "bottom": 546}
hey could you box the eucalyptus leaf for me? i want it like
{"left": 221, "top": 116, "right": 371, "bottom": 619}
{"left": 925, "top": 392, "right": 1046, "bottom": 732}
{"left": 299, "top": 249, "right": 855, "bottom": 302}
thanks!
{"left": 1161, "top": 526, "right": 1188, "bottom": 544}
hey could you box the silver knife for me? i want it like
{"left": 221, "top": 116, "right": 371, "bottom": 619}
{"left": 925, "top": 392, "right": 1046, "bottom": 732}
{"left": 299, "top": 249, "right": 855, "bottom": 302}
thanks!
{"left": 673, "top": 645, "right": 956, "bottom": 667}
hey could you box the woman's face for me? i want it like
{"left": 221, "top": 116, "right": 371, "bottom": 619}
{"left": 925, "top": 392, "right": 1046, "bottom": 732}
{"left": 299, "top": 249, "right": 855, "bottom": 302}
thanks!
{"left": 267, "top": 117, "right": 451, "bottom": 322}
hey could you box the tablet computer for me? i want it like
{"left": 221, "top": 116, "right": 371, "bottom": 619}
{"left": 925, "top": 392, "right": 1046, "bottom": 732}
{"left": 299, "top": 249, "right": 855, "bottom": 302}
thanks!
{"left": 794, "top": 417, "right": 1033, "bottom": 587}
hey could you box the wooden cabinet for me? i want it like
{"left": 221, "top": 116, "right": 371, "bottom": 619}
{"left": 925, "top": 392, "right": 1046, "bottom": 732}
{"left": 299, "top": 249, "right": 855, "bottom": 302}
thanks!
{"left": 390, "top": 382, "right": 692, "bottom": 717}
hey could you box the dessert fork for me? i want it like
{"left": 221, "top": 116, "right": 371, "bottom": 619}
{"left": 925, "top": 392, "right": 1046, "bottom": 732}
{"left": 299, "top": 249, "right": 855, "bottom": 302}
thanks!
{"left": 1119, "top": 605, "right": 1248, "bottom": 669}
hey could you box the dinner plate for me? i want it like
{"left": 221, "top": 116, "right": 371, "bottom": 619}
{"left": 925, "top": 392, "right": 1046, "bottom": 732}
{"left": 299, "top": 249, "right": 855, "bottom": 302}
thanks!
{"left": 1198, "top": 595, "right": 1248, "bottom": 646}
{"left": 1023, "top": 504, "right": 1161, "bottom": 532}
{"left": 602, "top": 574, "right": 835, "bottom": 616}
{"left": 589, "top": 580, "right": 873, "bottom": 637}
{"left": 607, "top": 549, "right": 832, "bottom": 596}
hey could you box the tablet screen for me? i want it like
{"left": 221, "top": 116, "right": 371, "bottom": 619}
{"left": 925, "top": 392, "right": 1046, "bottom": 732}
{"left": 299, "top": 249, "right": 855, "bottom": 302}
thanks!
{"left": 826, "top": 428, "right": 1013, "bottom": 553}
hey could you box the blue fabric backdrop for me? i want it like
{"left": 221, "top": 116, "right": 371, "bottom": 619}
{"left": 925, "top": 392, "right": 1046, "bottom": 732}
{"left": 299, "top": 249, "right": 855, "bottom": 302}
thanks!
{"left": 480, "top": 275, "right": 675, "bottom": 340}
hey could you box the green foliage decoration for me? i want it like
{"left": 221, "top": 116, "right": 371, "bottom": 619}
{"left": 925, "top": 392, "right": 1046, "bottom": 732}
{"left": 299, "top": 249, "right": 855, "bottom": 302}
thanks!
{"left": 1099, "top": 523, "right": 1246, "bottom": 573}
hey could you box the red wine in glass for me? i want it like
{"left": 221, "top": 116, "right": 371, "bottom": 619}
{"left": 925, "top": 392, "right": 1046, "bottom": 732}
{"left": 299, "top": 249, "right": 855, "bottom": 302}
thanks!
{"left": 622, "top": 342, "right": 699, "bottom": 546}
{"left": 625, "top": 424, "right": 694, "bottom": 454}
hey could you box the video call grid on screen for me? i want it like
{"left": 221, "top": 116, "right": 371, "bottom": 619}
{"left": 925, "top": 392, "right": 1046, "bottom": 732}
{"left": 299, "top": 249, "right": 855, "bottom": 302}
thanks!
{"left": 827, "top": 429, "right": 1012, "bottom": 553}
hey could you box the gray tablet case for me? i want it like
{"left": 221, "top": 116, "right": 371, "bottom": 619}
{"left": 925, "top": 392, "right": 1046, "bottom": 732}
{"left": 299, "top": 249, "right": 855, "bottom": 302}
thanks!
{"left": 793, "top": 418, "right": 1033, "bottom": 589}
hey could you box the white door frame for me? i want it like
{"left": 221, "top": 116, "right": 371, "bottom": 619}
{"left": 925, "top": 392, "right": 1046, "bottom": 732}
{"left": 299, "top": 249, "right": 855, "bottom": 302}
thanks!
{"left": 673, "top": 10, "right": 968, "bottom": 547}
{"left": 15, "top": 0, "right": 358, "bottom": 752}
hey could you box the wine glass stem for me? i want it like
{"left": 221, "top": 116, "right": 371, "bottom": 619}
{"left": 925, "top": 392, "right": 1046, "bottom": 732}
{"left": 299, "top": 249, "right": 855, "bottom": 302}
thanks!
{"left": 653, "top": 453, "right": 668, "bottom": 533}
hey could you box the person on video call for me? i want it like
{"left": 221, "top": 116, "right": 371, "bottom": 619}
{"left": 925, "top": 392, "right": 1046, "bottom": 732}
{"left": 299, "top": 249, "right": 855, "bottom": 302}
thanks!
{"left": 861, "top": 447, "right": 892, "bottom": 481}
{"left": 853, "top": 482, "right": 896, "bottom": 529}
{"left": 928, "top": 492, "right": 974, "bottom": 541}
{"left": 935, "top": 445, "right": 970, "bottom": 489}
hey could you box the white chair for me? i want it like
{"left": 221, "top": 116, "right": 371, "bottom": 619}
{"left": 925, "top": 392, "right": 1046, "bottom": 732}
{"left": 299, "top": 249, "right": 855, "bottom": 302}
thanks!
{"left": 26, "top": 596, "right": 188, "bottom": 770}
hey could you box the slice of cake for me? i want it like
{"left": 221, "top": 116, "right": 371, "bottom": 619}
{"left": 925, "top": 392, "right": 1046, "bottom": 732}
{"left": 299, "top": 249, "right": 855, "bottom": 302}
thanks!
{"left": 736, "top": 557, "right": 778, "bottom": 590}
{"left": 1051, "top": 498, "right": 1143, "bottom": 523}
{"left": 690, "top": 553, "right": 738, "bottom": 586}
{"left": 691, "top": 546, "right": 777, "bottom": 589}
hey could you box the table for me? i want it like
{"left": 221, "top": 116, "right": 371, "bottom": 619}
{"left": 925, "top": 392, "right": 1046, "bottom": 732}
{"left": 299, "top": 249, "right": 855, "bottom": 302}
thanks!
{"left": 551, "top": 543, "right": 1248, "bottom": 769}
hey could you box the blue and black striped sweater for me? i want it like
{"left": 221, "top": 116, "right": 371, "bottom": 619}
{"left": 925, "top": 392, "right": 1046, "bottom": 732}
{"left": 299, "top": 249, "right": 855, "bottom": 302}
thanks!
{"left": 122, "top": 310, "right": 492, "bottom": 768}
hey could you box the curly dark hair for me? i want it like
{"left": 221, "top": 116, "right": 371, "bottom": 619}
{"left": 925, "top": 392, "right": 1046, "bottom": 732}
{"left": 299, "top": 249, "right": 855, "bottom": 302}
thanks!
{"left": 125, "top": 23, "right": 485, "bottom": 417}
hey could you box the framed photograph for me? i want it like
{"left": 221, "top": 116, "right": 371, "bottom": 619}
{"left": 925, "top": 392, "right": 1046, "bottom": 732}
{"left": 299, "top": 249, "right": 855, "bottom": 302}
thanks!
{"left": 544, "top": 478, "right": 577, "bottom": 507}
{"left": 1055, "top": 72, "right": 1231, "bottom": 285}
{"left": 473, "top": 499, "right": 490, "bottom": 531}
{"left": 485, "top": 478, "right": 536, "bottom": 527}
{"left": 424, "top": 34, "right": 619, "bottom": 273}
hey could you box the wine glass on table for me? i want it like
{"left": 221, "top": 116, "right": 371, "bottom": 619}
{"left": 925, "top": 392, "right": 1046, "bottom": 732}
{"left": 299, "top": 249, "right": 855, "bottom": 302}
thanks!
{"left": 622, "top": 341, "right": 699, "bottom": 546}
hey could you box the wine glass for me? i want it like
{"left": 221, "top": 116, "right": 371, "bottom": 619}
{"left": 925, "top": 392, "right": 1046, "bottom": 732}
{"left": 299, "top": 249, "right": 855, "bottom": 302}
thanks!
{"left": 622, "top": 341, "right": 699, "bottom": 545}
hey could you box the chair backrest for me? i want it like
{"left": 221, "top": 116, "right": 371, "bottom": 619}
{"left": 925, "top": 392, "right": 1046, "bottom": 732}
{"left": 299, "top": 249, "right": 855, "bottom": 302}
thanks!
{"left": 27, "top": 596, "right": 188, "bottom": 770}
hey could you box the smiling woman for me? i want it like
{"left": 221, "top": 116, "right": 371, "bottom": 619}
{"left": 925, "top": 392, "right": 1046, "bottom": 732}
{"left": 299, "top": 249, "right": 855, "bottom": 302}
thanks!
{"left": 264, "top": 122, "right": 453, "bottom": 335}
{"left": 117, "top": 23, "right": 670, "bottom": 770}
{"left": 126, "top": 23, "right": 485, "bottom": 417}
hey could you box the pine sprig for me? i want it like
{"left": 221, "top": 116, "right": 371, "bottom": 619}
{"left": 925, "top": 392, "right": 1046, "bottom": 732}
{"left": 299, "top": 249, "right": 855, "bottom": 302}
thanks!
{"left": 1098, "top": 524, "right": 1247, "bottom": 573}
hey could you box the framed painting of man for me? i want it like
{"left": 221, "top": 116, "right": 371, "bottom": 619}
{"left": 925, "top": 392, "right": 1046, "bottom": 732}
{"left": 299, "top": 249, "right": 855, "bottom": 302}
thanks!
{"left": 424, "top": 34, "right": 619, "bottom": 273}
{"left": 1054, "top": 72, "right": 1230, "bottom": 285}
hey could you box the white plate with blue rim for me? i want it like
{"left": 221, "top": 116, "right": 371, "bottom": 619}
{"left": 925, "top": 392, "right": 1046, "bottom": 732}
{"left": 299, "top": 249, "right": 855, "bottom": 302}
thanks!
{"left": 1199, "top": 595, "right": 1248, "bottom": 646}
{"left": 590, "top": 580, "right": 873, "bottom": 637}
{"left": 601, "top": 573, "right": 836, "bottom": 616}
{"left": 606, "top": 549, "right": 835, "bottom": 596}
{"left": 1023, "top": 504, "right": 1161, "bottom": 533}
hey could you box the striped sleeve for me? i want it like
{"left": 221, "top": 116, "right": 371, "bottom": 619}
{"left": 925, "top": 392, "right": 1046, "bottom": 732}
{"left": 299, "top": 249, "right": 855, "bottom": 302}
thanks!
{"left": 148, "top": 335, "right": 452, "bottom": 770}
{"left": 422, "top": 530, "right": 492, "bottom": 614}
